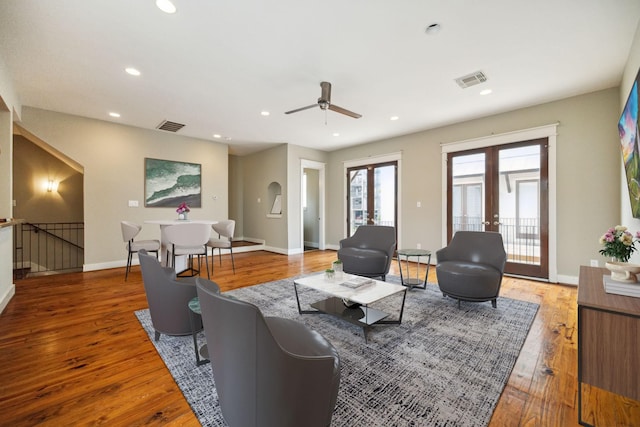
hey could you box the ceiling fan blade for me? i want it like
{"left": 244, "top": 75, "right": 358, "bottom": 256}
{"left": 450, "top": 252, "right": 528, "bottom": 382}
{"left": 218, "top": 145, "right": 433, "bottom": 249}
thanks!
{"left": 285, "top": 104, "right": 318, "bottom": 115}
{"left": 328, "top": 104, "right": 362, "bottom": 119}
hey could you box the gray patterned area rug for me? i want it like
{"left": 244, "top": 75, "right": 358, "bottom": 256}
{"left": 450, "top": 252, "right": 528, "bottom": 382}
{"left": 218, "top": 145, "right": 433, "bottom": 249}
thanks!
{"left": 135, "top": 275, "right": 539, "bottom": 427}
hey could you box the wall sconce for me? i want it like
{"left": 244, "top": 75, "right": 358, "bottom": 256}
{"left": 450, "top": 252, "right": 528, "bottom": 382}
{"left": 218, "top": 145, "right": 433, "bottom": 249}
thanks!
{"left": 46, "top": 180, "right": 58, "bottom": 192}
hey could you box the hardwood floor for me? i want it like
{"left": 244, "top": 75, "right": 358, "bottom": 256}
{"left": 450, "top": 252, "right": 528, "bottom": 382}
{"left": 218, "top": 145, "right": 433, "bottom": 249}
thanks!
{"left": 0, "top": 250, "right": 638, "bottom": 426}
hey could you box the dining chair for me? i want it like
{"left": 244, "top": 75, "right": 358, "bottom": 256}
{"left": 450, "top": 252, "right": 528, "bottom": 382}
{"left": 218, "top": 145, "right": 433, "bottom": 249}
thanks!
{"left": 207, "top": 220, "right": 236, "bottom": 273}
{"left": 121, "top": 221, "right": 160, "bottom": 281}
{"left": 164, "top": 222, "right": 211, "bottom": 279}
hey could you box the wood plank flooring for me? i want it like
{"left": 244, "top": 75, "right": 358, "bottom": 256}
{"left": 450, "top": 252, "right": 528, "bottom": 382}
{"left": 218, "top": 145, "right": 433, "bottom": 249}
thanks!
{"left": 0, "top": 250, "right": 638, "bottom": 426}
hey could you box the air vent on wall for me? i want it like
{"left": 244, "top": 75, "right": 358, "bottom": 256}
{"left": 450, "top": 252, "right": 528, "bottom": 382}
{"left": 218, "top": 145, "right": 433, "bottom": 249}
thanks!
{"left": 156, "top": 120, "right": 185, "bottom": 132}
{"left": 455, "top": 71, "right": 487, "bottom": 89}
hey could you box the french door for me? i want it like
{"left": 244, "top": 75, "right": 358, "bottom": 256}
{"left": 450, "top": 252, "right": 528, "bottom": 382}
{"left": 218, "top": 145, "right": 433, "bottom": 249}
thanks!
{"left": 347, "top": 161, "right": 397, "bottom": 237}
{"left": 447, "top": 139, "right": 549, "bottom": 278}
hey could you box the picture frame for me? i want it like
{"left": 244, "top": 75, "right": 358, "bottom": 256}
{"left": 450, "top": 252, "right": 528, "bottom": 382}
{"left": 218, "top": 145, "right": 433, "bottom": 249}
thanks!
{"left": 619, "top": 67, "right": 640, "bottom": 217}
{"left": 144, "top": 158, "right": 202, "bottom": 208}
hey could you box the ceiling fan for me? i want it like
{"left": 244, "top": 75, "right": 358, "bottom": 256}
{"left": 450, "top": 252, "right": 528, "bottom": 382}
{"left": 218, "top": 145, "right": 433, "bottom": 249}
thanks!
{"left": 285, "top": 81, "right": 362, "bottom": 119}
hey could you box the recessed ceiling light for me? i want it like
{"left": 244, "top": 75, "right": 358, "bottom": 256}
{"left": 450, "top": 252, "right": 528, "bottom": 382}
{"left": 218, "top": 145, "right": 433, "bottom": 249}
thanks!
{"left": 156, "top": 0, "right": 176, "bottom": 14}
{"left": 109, "top": 112, "right": 121, "bottom": 118}
{"left": 480, "top": 89, "right": 493, "bottom": 96}
{"left": 425, "top": 23, "right": 441, "bottom": 35}
{"left": 125, "top": 67, "right": 141, "bottom": 76}
{"left": 333, "top": 133, "right": 340, "bottom": 137}
{"left": 213, "top": 134, "right": 221, "bottom": 138}
{"left": 224, "top": 137, "right": 232, "bottom": 141}
{"left": 261, "top": 111, "right": 270, "bottom": 116}
{"left": 390, "top": 116, "right": 399, "bottom": 121}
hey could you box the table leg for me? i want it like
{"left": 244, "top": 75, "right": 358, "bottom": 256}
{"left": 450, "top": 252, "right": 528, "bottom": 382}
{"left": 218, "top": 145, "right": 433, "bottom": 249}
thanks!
{"left": 188, "top": 307, "right": 209, "bottom": 366}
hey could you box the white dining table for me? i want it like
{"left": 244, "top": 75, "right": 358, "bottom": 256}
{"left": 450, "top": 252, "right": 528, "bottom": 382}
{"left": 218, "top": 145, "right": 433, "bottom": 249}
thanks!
{"left": 144, "top": 219, "right": 217, "bottom": 269}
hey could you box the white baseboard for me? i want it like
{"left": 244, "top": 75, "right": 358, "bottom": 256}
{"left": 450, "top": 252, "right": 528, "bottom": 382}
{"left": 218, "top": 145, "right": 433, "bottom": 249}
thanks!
{"left": 556, "top": 274, "right": 578, "bottom": 286}
{"left": 0, "top": 283, "right": 15, "bottom": 314}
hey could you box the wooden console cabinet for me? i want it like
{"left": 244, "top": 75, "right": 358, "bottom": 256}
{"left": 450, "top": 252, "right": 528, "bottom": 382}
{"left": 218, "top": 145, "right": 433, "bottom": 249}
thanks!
{"left": 578, "top": 265, "right": 640, "bottom": 426}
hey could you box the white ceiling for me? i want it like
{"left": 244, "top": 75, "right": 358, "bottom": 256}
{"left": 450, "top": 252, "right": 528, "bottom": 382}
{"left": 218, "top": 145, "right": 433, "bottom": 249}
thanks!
{"left": 1, "top": 0, "right": 639, "bottom": 156}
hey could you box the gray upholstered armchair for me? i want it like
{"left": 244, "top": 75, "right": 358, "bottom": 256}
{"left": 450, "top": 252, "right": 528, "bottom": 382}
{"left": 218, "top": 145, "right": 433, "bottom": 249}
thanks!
{"left": 138, "top": 249, "right": 202, "bottom": 341}
{"left": 338, "top": 225, "right": 396, "bottom": 281}
{"left": 196, "top": 278, "right": 341, "bottom": 427}
{"left": 435, "top": 231, "right": 507, "bottom": 308}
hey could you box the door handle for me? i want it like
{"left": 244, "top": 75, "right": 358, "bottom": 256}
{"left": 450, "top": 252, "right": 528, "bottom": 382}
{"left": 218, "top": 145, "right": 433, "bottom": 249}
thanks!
{"left": 483, "top": 221, "right": 490, "bottom": 225}
{"left": 493, "top": 221, "right": 501, "bottom": 226}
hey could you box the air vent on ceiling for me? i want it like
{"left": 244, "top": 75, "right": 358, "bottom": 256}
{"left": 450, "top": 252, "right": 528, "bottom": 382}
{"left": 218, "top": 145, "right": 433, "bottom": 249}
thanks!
{"left": 455, "top": 71, "right": 487, "bottom": 89}
{"left": 156, "top": 120, "right": 185, "bottom": 132}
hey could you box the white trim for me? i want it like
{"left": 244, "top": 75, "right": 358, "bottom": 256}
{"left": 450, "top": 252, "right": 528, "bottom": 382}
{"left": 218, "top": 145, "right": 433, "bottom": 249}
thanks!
{"left": 343, "top": 151, "right": 403, "bottom": 168}
{"left": 342, "top": 152, "right": 402, "bottom": 247}
{"left": 441, "top": 124, "right": 558, "bottom": 282}
{"left": 301, "top": 159, "right": 326, "bottom": 250}
{"left": 440, "top": 123, "right": 559, "bottom": 153}
{"left": 0, "top": 283, "right": 15, "bottom": 314}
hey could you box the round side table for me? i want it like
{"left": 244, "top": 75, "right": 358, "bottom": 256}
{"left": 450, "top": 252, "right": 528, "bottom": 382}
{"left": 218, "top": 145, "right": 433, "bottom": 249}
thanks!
{"left": 188, "top": 297, "right": 209, "bottom": 366}
{"left": 396, "top": 249, "right": 432, "bottom": 289}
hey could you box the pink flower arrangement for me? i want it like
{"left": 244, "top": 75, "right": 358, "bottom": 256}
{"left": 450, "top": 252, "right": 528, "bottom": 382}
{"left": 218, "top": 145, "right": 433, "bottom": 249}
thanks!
{"left": 176, "top": 202, "right": 190, "bottom": 214}
{"left": 598, "top": 225, "right": 640, "bottom": 262}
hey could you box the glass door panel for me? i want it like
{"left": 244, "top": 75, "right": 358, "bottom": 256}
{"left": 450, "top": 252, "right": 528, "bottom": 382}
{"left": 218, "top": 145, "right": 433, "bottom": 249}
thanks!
{"left": 451, "top": 152, "right": 486, "bottom": 233}
{"left": 373, "top": 164, "right": 396, "bottom": 227}
{"left": 348, "top": 169, "right": 368, "bottom": 235}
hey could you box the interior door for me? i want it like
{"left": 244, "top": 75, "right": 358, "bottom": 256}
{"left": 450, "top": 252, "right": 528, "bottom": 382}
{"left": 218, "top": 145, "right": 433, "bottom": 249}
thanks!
{"left": 447, "top": 139, "right": 548, "bottom": 278}
{"left": 347, "top": 161, "right": 397, "bottom": 236}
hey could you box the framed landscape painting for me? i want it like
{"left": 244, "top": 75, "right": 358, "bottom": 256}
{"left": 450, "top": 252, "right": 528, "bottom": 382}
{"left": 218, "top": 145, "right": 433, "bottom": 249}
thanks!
{"left": 619, "top": 67, "right": 640, "bottom": 218}
{"left": 144, "top": 158, "right": 202, "bottom": 208}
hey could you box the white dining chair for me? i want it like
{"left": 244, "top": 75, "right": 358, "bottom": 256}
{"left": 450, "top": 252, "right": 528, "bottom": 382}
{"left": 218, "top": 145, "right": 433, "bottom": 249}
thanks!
{"left": 207, "top": 220, "right": 236, "bottom": 273}
{"left": 164, "top": 223, "right": 211, "bottom": 278}
{"left": 121, "top": 221, "right": 160, "bottom": 281}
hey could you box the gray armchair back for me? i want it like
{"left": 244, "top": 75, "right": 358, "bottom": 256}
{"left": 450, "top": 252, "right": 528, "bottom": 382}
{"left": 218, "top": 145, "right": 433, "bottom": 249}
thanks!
{"left": 338, "top": 225, "right": 396, "bottom": 280}
{"left": 138, "top": 249, "right": 201, "bottom": 341}
{"left": 196, "top": 278, "right": 341, "bottom": 427}
{"left": 435, "top": 231, "right": 507, "bottom": 308}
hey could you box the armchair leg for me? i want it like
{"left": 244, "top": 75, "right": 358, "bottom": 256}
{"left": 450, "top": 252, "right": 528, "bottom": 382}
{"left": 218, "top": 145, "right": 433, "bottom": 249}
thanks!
{"left": 154, "top": 330, "right": 161, "bottom": 342}
{"left": 491, "top": 299, "right": 497, "bottom": 308}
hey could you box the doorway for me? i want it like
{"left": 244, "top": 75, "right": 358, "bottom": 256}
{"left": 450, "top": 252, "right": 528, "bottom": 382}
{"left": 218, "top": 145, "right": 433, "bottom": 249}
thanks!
{"left": 446, "top": 139, "right": 549, "bottom": 278}
{"left": 300, "top": 159, "right": 325, "bottom": 252}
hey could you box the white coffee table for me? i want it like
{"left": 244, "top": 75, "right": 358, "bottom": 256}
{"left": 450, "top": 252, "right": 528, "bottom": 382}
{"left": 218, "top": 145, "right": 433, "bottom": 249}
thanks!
{"left": 293, "top": 273, "right": 407, "bottom": 342}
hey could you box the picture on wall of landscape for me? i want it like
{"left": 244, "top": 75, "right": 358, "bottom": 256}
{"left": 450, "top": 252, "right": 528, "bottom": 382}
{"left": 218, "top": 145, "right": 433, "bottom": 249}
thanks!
{"left": 144, "top": 158, "right": 201, "bottom": 208}
{"left": 619, "top": 67, "right": 640, "bottom": 218}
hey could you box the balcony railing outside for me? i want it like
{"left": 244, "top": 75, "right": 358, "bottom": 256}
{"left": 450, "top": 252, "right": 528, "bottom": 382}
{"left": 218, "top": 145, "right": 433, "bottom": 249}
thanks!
{"left": 453, "top": 216, "right": 540, "bottom": 265}
{"left": 13, "top": 222, "right": 84, "bottom": 278}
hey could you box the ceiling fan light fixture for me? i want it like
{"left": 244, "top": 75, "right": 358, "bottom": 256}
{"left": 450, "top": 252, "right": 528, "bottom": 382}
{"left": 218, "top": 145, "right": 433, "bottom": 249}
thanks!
{"left": 156, "top": 0, "right": 176, "bottom": 14}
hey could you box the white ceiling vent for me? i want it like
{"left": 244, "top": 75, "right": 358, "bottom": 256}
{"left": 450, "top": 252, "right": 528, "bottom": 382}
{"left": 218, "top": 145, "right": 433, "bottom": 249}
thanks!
{"left": 455, "top": 71, "right": 487, "bottom": 89}
{"left": 156, "top": 120, "right": 185, "bottom": 132}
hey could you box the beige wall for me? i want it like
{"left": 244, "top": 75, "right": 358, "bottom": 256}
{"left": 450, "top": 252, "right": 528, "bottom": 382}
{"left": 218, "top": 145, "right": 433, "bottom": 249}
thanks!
{"left": 17, "top": 107, "right": 229, "bottom": 270}
{"left": 13, "top": 135, "right": 83, "bottom": 222}
{"left": 241, "top": 144, "right": 289, "bottom": 252}
{"left": 326, "top": 88, "right": 621, "bottom": 282}
{"left": 228, "top": 154, "right": 243, "bottom": 238}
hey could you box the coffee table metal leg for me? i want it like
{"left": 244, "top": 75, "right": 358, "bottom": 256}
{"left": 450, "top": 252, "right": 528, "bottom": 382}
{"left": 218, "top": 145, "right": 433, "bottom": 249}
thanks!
{"left": 189, "top": 308, "right": 209, "bottom": 366}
